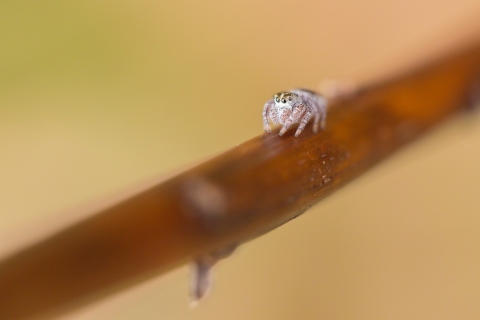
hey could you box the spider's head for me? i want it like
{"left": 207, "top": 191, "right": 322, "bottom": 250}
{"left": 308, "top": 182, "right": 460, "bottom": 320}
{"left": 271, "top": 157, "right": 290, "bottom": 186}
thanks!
{"left": 273, "top": 92, "right": 298, "bottom": 106}
{"left": 273, "top": 92, "right": 298, "bottom": 124}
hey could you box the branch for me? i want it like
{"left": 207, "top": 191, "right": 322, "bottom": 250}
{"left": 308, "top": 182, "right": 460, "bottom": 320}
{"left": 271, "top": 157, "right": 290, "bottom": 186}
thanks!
{"left": 1, "top": 42, "right": 480, "bottom": 320}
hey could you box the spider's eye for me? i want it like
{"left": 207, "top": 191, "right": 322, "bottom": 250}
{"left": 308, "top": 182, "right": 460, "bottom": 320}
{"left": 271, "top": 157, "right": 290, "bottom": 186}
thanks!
{"left": 275, "top": 98, "right": 279, "bottom": 103}
{"left": 281, "top": 98, "right": 286, "bottom": 103}
{"left": 288, "top": 97, "right": 291, "bottom": 101}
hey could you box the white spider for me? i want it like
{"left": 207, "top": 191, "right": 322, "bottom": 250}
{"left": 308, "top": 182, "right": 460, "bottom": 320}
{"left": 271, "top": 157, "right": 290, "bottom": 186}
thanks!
{"left": 263, "top": 89, "right": 328, "bottom": 137}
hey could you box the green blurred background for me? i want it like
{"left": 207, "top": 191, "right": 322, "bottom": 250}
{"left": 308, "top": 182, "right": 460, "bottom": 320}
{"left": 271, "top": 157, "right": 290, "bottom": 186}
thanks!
{"left": 1, "top": 1, "right": 480, "bottom": 319}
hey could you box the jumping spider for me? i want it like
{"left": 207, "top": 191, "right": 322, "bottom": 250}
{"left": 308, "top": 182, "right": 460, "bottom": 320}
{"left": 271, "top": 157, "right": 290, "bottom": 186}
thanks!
{"left": 263, "top": 89, "right": 327, "bottom": 137}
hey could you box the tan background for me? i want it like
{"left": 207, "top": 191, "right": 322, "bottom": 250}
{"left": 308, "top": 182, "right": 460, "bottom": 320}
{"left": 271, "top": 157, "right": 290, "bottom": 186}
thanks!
{"left": 1, "top": 1, "right": 480, "bottom": 319}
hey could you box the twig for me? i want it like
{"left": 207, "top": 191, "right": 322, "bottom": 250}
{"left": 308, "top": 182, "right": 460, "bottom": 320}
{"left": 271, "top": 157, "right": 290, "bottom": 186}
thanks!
{"left": 1, "top": 42, "right": 480, "bottom": 320}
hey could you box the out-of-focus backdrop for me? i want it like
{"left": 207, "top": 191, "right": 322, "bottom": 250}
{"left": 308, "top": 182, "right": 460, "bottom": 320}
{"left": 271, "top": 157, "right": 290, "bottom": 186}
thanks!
{"left": 1, "top": 1, "right": 480, "bottom": 319}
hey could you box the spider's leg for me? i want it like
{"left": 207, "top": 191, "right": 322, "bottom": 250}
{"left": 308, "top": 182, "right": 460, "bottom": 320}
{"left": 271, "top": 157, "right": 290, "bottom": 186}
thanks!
{"left": 318, "top": 98, "right": 327, "bottom": 130}
{"left": 310, "top": 95, "right": 327, "bottom": 131}
{"left": 313, "top": 108, "right": 320, "bottom": 133}
{"left": 279, "top": 104, "right": 305, "bottom": 136}
{"left": 263, "top": 99, "right": 274, "bottom": 133}
{"left": 269, "top": 105, "right": 280, "bottom": 124}
{"left": 295, "top": 106, "right": 313, "bottom": 137}
{"left": 320, "top": 113, "right": 326, "bottom": 130}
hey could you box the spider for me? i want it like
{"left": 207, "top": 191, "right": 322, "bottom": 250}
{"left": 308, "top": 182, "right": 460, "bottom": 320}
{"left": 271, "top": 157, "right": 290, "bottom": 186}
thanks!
{"left": 263, "top": 89, "right": 328, "bottom": 137}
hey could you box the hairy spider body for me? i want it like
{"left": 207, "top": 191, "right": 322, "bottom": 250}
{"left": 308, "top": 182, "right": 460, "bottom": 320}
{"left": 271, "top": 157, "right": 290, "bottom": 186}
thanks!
{"left": 263, "top": 89, "right": 327, "bottom": 137}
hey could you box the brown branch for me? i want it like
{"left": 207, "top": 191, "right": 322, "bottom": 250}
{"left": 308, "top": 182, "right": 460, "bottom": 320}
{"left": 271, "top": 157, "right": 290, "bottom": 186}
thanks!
{"left": 1, "top": 42, "right": 480, "bottom": 320}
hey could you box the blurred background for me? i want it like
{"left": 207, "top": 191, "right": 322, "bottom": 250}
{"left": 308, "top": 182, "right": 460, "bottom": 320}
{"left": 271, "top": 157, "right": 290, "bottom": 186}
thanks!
{"left": 1, "top": 1, "right": 480, "bottom": 319}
